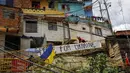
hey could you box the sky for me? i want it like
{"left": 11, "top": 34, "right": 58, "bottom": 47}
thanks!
{"left": 93, "top": 0, "right": 130, "bottom": 31}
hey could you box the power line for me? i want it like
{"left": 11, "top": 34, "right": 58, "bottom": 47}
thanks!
{"left": 0, "top": 20, "right": 108, "bottom": 38}
{"left": 0, "top": 47, "right": 58, "bottom": 73}
{"left": 0, "top": 0, "right": 99, "bottom": 16}
{"left": 118, "top": 0, "right": 130, "bottom": 52}
{"left": 0, "top": 42, "right": 74, "bottom": 73}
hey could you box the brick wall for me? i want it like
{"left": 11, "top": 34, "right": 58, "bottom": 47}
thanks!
{"left": 0, "top": 33, "right": 5, "bottom": 47}
{"left": 14, "top": 0, "right": 32, "bottom": 8}
{"left": 0, "top": 5, "right": 21, "bottom": 33}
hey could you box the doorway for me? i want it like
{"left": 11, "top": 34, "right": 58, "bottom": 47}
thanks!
{"left": 5, "top": 35, "right": 20, "bottom": 50}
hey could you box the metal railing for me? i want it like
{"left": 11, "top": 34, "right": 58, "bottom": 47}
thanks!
{"left": 0, "top": 44, "right": 74, "bottom": 73}
{"left": 0, "top": 47, "right": 59, "bottom": 73}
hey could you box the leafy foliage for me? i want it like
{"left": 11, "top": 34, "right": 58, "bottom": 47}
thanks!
{"left": 75, "top": 53, "right": 124, "bottom": 73}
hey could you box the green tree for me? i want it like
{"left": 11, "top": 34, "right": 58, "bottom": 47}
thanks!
{"left": 77, "top": 53, "right": 121, "bottom": 73}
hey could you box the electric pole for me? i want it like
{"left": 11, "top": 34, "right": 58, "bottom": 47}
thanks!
{"left": 98, "top": 1, "right": 103, "bottom": 18}
{"left": 103, "top": 0, "right": 113, "bottom": 33}
{"left": 103, "top": 0, "right": 111, "bottom": 22}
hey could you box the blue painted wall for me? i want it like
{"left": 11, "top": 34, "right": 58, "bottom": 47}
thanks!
{"left": 84, "top": 0, "right": 93, "bottom": 16}
{"left": 0, "top": 0, "right": 6, "bottom": 5}
{"left": 57, "top": 1, "right": 93, "bottom": 23}
{"left": 58, "top": 3, "right": 85, "bottom": 16}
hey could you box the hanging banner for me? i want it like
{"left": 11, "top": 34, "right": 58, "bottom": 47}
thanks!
{"left": 54, "top": 41, "right": 102, "bottom": 54}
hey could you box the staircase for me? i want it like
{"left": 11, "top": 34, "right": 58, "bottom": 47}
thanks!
{"left": 0, "top": 46, "right": 74, "bottom": 73}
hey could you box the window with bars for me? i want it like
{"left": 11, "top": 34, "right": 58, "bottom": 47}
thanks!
{"left": 32, "top": 1, "right": 40, "bottom": 8}
{"left": 3, "top": 9, "right": 15, "bottom": 19}
{"left": 95, "top": 27, "right": 102, "bottom": 36}
{"left": 25, "top": 21, "right": 37, "bottom": 33}
{"left": 48, "top": 22, "right": 57, "bottom": 31}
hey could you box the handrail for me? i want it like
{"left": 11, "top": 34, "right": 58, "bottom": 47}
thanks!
{"left": 1, "top": 45, "right": 74, "bottom": 73}
{"left": 0, "top": 47, "right": 59, "bottom": 73}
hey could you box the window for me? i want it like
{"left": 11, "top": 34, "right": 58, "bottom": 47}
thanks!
{"left": 3, "top": 9, "right": 15, "bottom": 19}
{"left": 48, "top": 22, "right": 57, "bottom": 31}
{"left": 0, "top": 0, "right": 6, "bottom": 5}
{"left": 48, "top": 1, "right": 55, "bottom": 9}
{"left": 25, "top": 21, "right": 37, "bottom": 33}
{"left": 95, "top": 27, "right": 102, "bottom": 36}
{"left": 82, "top": 27, "right": 86, "bottom": 30}
{"left": 62, "top": 4, "right": 70, "bottom": 11}
{"left": 6, "top": 0, "right": 14, "bottom": 7}
{"left": 32, "top": 1, "right": 40, "bottom": 8}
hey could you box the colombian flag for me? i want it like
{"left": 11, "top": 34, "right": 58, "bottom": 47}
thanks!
{"left": 40, "top": 44, "right": 55, "bottom": 64}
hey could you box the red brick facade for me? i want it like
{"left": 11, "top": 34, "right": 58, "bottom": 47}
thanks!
{"left": 14, "top": 0, "right": 32, "bottom": 8}
{"left": 0, "top": 5, "right": 21, "bottom": 33}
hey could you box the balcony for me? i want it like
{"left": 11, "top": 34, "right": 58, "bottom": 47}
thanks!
{"left": 22, "top": 8, "right": 65, "bottom": 17}
{"left": 65, "top": 15, "right": 111, "bottom": 29}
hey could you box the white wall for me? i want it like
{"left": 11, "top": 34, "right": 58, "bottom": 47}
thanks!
{"left": 41, "top": 22, "right": 64, "bottom": 42}
{"left": 23, "top": 19, "right": 112, "bottom": 43}
{"left": 23, "top": 20, "right": 43, "bottom": 37}
{"left": 20, "top": 38, "right": 31, "bottom": 49}
{"left": 69, "top": 22, "right": 112, "bottom": 41}
{"left": 23, "top": 20, "right": 65, "bottom": 42}
{"left": 69, "top": 22, "right": 91, "bottom": 41}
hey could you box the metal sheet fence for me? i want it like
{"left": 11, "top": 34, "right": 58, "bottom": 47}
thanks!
{"left": 0, "top": 58, "right": 28, "bottom": 72}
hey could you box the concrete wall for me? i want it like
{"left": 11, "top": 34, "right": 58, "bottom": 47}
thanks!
{"left": 69, "top": 22, "right": 91, "bottom": 41}
{"left": 69, "top": 22, "right": 112, "bottom": 41}
{"left": 20, "top": 38, "right": 30, "bottom": 50}
{"left": 23, "top": 20, "right": 65, "bottom": 42}
{"left": 23, "top": 19, "right": 112, "bottom": 48}
{"left": 106, "top": 38, "right": 123, "bottom": 66}
{"left": 41, "top": 22, "right": 64, "bottom": 42}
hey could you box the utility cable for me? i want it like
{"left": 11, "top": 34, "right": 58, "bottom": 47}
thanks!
{"left": 0, "top": 19, "right": 108, "bottom": 38}
{"left": 0, "top": 44, "right": 74, "bottom": 73}
{"left": 118, "top": 0, "right": 130, "bottom": 52}
{"left": 0, "top": 47, "right": 59, "bottom": 73}
{"left": 0, "top": 0, "right": 99, "bottom": 16}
